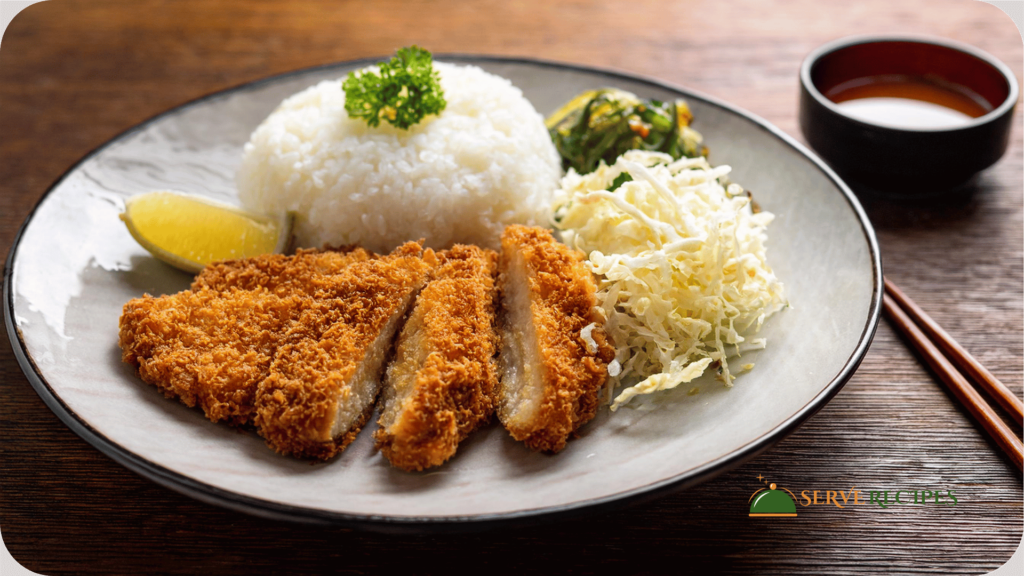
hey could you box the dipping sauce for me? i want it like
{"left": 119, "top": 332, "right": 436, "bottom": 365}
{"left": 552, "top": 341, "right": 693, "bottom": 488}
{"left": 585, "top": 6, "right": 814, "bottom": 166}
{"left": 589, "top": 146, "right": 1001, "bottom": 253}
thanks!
{"left": 799, "top": 36, "right": 1017, "bottom": 192}
{"left": 825, "top": 75, "right": 992, "bottom": 129}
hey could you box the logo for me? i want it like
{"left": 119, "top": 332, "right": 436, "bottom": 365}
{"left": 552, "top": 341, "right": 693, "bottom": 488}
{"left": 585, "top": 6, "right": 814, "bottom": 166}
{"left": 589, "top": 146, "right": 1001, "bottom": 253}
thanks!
{"left": 748, "top": 475, "right": 798, "bottom": 517}
{"left": 747, "top": 474, "right": 960, "bottom": 517}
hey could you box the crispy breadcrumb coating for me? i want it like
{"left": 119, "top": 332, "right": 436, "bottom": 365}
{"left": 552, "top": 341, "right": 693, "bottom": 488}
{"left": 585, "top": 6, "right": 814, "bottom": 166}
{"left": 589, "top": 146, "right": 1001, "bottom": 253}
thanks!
{"left": 192, "top": 246, "right": 370, "bottom": 294}
{"left": 496, "top": 225, "right": 614, "bottom": 453}
{"left": 119, "top": 248, "right": 371, "bottom": 425}
{"left": 374, "top": 245, "right": 499, "bottom": 471}
{"left": 254, "top": 242, "right": 435, "bottom": 459}
{"left": 119, "top": 243, "right": 433, "bottom": 461}
{"left": 121, "top": 227, "right": 613, "bottom": 464}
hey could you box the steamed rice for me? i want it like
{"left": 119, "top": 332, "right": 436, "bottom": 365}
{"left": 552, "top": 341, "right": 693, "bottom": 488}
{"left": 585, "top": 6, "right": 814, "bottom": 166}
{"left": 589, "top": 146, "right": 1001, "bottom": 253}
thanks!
{"left": 236, "top": 62, "right": 561, "bottom": 253}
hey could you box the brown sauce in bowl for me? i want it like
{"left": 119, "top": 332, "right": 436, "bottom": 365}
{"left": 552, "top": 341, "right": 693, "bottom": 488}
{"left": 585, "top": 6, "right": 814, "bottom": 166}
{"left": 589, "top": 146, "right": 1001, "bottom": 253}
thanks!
{"left": 825, "top": 75, "right": 992, "bottom": 129}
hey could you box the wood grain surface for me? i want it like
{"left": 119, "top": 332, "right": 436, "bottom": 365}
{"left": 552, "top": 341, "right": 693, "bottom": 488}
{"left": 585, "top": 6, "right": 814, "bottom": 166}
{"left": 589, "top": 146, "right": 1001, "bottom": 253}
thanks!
{"left": 1, "top": 1, "right": 1021, "bottom": 574}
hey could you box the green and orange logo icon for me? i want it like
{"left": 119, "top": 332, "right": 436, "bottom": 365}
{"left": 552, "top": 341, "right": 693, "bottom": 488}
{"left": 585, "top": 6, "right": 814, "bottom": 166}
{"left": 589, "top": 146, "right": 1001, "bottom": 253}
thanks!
{"left": 749, "top": 476, "right": 798, "bottom": 517}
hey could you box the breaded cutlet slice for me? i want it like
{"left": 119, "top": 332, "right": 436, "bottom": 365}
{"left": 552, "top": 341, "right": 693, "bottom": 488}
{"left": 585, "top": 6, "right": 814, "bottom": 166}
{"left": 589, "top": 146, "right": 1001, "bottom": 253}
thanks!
{"left": 255, "top": 242, "right": 436, "bottom": 460}
{"left": 374, "top": 245, "right": 499, "bottom": 471}
{"left": 496, "top": 225, "right": 615, "bottom": 453}
{"left": 118, "top": 247, "right": 372, "bottom": 425}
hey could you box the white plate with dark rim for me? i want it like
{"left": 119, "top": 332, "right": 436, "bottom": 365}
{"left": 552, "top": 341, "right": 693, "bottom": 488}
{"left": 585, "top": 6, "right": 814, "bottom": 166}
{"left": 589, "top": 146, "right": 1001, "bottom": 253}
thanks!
{"left": 3, "top": 55, "right": 882, "bottom": 531}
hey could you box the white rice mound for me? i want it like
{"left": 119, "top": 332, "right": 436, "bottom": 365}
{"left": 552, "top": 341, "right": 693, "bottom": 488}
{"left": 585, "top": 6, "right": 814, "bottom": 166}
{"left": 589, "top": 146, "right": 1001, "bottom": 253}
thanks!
{"left": 236, "top": 62, "right": 562, "bottom": 253}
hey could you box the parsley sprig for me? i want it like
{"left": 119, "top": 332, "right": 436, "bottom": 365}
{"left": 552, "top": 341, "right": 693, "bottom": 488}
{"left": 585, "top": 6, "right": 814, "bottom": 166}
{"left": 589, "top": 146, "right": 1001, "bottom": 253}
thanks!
{"left": 343, "top": 46, "right": 447, "bottom": 130}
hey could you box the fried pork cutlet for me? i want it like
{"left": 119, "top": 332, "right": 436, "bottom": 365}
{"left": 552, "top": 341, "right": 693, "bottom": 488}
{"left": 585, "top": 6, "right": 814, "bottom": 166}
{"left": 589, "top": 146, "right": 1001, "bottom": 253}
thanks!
{"left": 120, "top": 242, "right": 433, "bottom": 461}
{"left": 255, "top": 242, "right": 435, "bottom": 460}
{"left": 496, "top": 225, "right": 615, "bottom": 453}
{"left": 119, "top": 247, "right": 372, "bottom": 425}
{"left": 374, "top": 245, "right": 499, "bottom": 471}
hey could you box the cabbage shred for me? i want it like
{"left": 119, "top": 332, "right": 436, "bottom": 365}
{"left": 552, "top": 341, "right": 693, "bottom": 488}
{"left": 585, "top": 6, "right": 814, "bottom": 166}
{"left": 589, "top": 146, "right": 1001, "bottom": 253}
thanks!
{"left": 552, "top": 150, "right": 785, "bottom": 411}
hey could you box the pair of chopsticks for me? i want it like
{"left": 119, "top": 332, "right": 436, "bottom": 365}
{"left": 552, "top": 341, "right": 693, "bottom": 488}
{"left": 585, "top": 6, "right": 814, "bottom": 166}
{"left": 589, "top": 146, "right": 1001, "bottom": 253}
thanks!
{"left": 882, "top": 277, "right": 1023, "bottom": 471}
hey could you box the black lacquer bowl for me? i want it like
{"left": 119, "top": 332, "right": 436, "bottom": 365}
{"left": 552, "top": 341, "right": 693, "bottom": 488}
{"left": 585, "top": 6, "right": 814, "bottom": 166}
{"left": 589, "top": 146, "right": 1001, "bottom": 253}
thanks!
{"left": 800, "top": 35, "right": 1018, "bottom": 195}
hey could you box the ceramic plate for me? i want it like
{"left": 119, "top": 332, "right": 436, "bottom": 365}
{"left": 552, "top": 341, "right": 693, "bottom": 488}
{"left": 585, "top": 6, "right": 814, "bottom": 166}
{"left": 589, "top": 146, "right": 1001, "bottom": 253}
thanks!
{"left": 4, "top": 56, "right": 882, "bottom": 530}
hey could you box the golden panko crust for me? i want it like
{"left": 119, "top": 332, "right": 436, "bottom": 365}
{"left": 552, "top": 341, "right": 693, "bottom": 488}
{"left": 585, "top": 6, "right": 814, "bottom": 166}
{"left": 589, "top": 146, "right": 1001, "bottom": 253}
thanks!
{"left": 191, "top": 246, "right": 370, "bottom": 294}
{"left": 374, "top": 245, "right": 500, "bottom": 471}
{"left": 118, "top": 247, "right": 370, "bottom": 426}
{"left": 254, "top": 242, "right": 434, "bottom": 460}
{"left": 498, "top": 225, "right": 615, "bottom": 453}
{"left": 118, "top": 242, "right": 432, "bottom": 461}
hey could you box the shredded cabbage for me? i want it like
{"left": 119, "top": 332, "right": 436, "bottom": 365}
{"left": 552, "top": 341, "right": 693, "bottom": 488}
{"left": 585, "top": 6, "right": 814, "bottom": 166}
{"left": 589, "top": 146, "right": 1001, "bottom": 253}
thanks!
{"left": 552, "top": 150, "right": 785, "bottom": 411}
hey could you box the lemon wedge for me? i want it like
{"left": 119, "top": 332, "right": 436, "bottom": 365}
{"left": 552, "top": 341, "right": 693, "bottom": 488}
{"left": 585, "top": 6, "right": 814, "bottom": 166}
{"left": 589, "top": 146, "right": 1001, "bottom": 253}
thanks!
{"left": 120, "top": 191, "right": 292, "bottom": 273}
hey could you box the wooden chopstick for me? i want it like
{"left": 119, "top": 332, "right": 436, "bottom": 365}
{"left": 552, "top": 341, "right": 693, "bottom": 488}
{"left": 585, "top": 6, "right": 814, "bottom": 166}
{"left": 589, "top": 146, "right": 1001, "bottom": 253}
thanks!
{"left": 882, "top": 283, "right": 1023, "bottom": 472}
{"left": 884, "top": 277, "right": 1024, "bottom": 425}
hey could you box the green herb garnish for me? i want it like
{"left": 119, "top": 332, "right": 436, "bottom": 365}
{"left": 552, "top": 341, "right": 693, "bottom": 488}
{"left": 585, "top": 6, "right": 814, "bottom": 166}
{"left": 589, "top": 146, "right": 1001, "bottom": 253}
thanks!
{"left": 343, "top": 45, "right": 446, "bottom": 130}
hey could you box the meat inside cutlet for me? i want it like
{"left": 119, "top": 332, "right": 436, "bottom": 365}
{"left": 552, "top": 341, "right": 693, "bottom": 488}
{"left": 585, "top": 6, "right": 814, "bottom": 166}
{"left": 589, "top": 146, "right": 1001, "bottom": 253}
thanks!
{"left": 496, "top": 225, "right": 615, "bottom": 453}
{"left": 119, "top": 247, "right": 372, "bottom": 425}
{"left": 374, "top": 245, "right": 499, "bottom": 471}
{"left": 255, "top": 242, "right": 435, "bottom": 460}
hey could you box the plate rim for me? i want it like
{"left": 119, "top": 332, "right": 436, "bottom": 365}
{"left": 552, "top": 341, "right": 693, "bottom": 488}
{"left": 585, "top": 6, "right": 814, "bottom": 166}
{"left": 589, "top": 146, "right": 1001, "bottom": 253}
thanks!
{"left": 2, "top": 54, "right": 883, "bottom": 532}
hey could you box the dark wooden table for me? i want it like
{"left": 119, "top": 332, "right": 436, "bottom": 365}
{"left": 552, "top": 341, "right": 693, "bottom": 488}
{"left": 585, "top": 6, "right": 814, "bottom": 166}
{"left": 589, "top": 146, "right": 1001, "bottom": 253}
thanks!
{"left": 2, "top": 1, "right": 1021, "bottom": 574}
